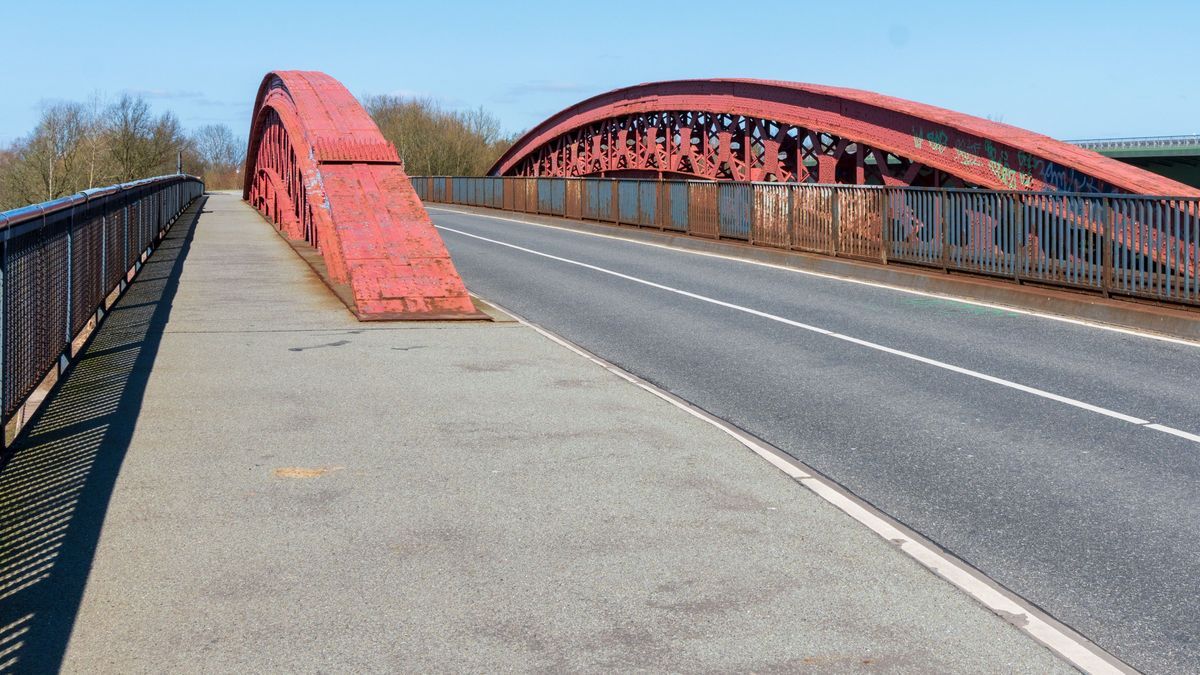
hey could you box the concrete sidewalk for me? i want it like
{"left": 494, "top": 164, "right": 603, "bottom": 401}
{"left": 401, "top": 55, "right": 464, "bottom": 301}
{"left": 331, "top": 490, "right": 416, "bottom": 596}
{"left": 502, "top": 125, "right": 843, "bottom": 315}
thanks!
{"left": 0, "top": 192, "right": 1071, "bottom": 673}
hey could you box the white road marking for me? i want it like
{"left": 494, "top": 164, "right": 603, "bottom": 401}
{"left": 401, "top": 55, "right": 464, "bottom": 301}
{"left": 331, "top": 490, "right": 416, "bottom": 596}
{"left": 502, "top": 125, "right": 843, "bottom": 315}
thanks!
{"left": 483, "top": 293, "right": 1132, "bottom": 675}
{"left": 437, "top": 223, "right": 1200, "bottom": 445}
{"left": 429, "top": 206, "right": 1200, "bottom": 349}
{"left": 1146, "top": 423, "right": 1200, "bottom": 444}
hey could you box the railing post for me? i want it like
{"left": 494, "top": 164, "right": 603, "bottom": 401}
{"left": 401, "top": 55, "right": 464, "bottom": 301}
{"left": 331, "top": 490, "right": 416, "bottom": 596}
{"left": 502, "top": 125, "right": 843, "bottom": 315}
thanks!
{"left": 1103, "top": 197, "right": 1114, "bottom": 297}
{"left": 1013, "top": 194, "right": 1024, "bottom": 284}
{"left": 0, "top": 231, "right": 6, "bottom": 440}
{"left": 657, "top": 180, "right": 665, "bottom": 230}
{"left": 633, "top": 178, "right": 643, "bottom": 225}
{"left": 787, "top": 184, "right": 795, "bottom": 250}
{"left": 611, "top": 180, "right": 619, "bottom": 226}
{"left": 64, "top": 207, "right": 74, "bottom": 367}
{"left": 830, "top": 189, "right": 840, "bottom": 257}
{"left": 940, "top": 189, "right": 949, "bottom": 272}
{"left": 879, "top": 190, "right": 889, "bottom": 264}
{"left": 123, "top": 201, "right": 130, "bottom": 290}
{"left": 748, "top": 185, "right": 756, "bottom": 247}
{"left": 714, "top": 184, "right": 721, "bottom": 241}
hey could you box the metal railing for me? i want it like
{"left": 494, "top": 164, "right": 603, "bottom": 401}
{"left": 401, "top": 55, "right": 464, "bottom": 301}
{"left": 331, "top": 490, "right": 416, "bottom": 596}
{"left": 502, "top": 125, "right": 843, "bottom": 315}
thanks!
{"left": 412, "top": 176, "right": 1200, "bottom": 309}
{"left": 1071, "top": 135, "right": 1200, "bottom": 151}
{"left": 1, "top": 175, "right": 204, "bottom": 431}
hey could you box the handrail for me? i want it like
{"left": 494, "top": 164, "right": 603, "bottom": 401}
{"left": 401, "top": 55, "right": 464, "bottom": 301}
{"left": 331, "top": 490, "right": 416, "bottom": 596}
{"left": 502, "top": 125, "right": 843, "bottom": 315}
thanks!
{"left": 420, "top": 175, "right": 1200, "bottom": 202}
{"left": 412, "top": 175, "right": 1200, "bottom": 311}
{"left": 1, "top": 174, "right": 202, "bottom": 234}
{"left": 1, "top": 174, "right": 205, "bottom": 442}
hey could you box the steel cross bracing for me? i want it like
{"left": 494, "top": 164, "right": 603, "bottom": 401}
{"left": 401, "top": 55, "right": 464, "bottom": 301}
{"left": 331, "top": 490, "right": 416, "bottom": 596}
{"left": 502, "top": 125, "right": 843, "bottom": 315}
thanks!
{"left": 507, "top": 111, "right": 939, "bottom": 187}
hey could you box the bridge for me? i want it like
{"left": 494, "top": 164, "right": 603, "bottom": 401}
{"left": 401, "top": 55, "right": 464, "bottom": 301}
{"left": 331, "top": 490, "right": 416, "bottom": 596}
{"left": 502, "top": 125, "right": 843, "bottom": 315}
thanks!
{"left": 2, "top": 71, "right": 1199, "bottom": 674}
{"left": 1071, "top": 135, "right": 1200, "bottom": 189}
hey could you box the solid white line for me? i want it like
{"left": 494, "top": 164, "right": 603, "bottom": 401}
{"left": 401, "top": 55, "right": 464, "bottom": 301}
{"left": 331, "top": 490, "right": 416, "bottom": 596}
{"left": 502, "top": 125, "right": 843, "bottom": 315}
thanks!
{"left": 439, "top": 224, "right": 1200, "bottom": 445}
{"left": 1145, "top": 423, "right": 1200, "bottom": 444}
{"left": 429, "top": 206, "right": 1200, "bottom": 349}
{"left": 485, "top": 294, "right": 1130, "bottom": 675}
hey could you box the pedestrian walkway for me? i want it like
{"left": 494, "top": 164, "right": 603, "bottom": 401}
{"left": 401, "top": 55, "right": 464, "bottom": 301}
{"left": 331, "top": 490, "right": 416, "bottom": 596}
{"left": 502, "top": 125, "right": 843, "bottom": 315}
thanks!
{"left": 0, "top": 192, "right": 1070, "bottom": 672}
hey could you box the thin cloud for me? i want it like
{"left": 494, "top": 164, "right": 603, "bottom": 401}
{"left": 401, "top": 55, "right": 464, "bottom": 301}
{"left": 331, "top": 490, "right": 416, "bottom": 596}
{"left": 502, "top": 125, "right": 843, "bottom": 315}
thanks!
{"left": 123, "top": 89, "right": 245, "bottom": 110}
{"left": 494, "top": 80, "right": 593, "bottom": 104}
{"left": 124, "top": 88, "right": 206, "bottom": 100}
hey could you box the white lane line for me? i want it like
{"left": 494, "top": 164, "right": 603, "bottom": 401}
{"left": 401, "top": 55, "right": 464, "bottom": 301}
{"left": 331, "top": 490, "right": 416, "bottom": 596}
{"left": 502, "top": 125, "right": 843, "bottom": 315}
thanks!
{"left": 438, "top": 223, "right": 1200, "bottom": 445}
{"left": 1146, "top": 423, "right": 1200, "bottom": 444}
{"left": 486, "top": 293, "right": 1132, "bottom": 675}
{"left": 429, "top": 206, "right": 1200, "bottom": 350}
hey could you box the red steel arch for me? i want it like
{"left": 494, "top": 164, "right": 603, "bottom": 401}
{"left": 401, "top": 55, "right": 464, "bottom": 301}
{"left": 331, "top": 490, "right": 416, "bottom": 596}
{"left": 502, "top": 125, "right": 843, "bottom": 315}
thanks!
{"left": 491, "top": 79, "right": 1199, "bottom": 197}
{"left": 244, "top": 70, "right": 479, "bottom": 319}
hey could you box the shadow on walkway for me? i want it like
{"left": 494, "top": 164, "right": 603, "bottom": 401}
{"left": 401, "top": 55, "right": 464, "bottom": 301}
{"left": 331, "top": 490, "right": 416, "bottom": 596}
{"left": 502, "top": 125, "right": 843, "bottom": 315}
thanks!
{"left": 0, "top": 196, "right": 205, "bottom": 672}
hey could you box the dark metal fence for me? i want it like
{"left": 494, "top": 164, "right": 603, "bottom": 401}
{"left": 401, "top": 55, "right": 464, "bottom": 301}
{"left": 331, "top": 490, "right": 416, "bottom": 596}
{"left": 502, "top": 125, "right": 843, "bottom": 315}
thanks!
{"left": 1, "top": 175, "right": 204, "bottom": 430}
{"left": 412, "top": 176, "right": 1200, "bottom": 309}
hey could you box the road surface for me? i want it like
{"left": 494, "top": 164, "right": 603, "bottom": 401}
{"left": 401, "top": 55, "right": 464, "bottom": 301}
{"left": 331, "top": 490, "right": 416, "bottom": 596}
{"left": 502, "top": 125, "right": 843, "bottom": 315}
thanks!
{"left": 431, "top": 205, "right": 1200, "bottom": 675}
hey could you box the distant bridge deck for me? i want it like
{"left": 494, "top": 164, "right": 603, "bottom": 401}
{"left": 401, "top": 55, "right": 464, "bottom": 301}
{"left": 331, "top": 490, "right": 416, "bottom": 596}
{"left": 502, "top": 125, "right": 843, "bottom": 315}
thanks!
{"left": 1071, "top": 134, "right": 1200, "bottom": 158}
{"left": 0, "top": 192, "right": 1066, "bottom": 672}
{"left": 1071, "top": 135, "right": 1200, "bottom": 187}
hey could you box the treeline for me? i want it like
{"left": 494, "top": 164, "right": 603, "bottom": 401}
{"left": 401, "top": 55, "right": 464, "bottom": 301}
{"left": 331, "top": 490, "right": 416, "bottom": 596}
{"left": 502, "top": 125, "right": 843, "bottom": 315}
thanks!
{"left": 0, "top": 92, "right": 515, "bottom": 211}
{"left": 0, "top": 94, "right": 245, "bottom": 211}
{"left": 365, "top": 96, "right": 516, "bottom": 177}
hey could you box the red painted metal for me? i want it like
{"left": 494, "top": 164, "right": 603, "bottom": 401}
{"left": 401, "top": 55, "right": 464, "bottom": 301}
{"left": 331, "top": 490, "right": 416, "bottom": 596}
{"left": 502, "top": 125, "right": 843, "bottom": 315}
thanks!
{"left": 491, "top": 79, "right": 1200, "bottom": 197}
{"left": 243, "top": 71, "right": 479, "bottom": 320}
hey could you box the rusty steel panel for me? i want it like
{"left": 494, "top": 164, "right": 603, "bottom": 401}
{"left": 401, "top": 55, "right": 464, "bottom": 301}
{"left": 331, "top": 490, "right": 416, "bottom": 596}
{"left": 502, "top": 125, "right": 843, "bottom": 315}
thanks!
{"left": 689, "top": 183, "right": 719, "bottom": 238}
{"left": 944, "top": 191, "right": 1019, "bottom": 279}
{"left": 617, "top": 180, "right": 640, "bottom": 224}
{"left": 565, "top": 179, "right": 583, "bottom": 219}
{"left": 888, "top": 188, "right": 945, "bottom": 268}
{"left": 537, "top": 179, "right": 554, "bottom": 213}
{"left": 637, "top": 181, "right": 658, "bottom": 227}
{"left": 793, "top": 186, "right": 834, "bottom": 253}
{"left": 501, "top": 177, "right": 514, "bottom": 210}
{"left": 718, "top": 183, "right": 752, "bottom": 240}
{"left": 243, "top": 71, "right": 479, "bottom": 320}
{"left": 753, "top": 184, "right": 792, "bottom": 248}
{"left": 583, "top": 180, "right": 611, "bottom": 221}
{"left": 524, "top": 178, "right": 538, "bottom": 213}
{"left": 549, "top": 179, "right": 566, "bottom": 214}
{"left": 1021, "top": 193, "right": 1105, "bottom": 291}
{"left": 512, "top": 178, "right": 526, "bottom": 212}
{"left": 662, "top": 182, "right": 689, "bottom": 231}
{"left": 835, "top": 188, "right": 884, "bottom": 260}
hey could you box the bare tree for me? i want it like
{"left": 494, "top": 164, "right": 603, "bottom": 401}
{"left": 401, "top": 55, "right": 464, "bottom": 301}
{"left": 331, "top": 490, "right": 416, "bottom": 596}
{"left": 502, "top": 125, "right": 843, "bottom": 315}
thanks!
{"left": 365, "top": 96, "right": 514, "bottom": 176}
{"left": 188, "top": 124, "right": 244, "bottom": 189}
{"left": 1, "top": 101, "right": 91, "bottom": 205}
{"left": 105, "top": 94, "right": 156, "bottom": 181}
{"left": 104, "top": 94, "right": 187, "bottom": 181}
{"left": 0, "top": 93, "right": 240, "bottom": 209}
{"left": 81, "top": 92, "right": 109, "bottom": 188}
{"left": 194, "top": 124, "right": 244, "bottom": 171}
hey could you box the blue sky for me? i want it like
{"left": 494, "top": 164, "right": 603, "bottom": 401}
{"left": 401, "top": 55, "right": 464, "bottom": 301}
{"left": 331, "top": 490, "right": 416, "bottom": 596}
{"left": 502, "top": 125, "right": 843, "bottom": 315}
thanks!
{"left": 1, "top": 1, "right": 1196, "bottom": 146}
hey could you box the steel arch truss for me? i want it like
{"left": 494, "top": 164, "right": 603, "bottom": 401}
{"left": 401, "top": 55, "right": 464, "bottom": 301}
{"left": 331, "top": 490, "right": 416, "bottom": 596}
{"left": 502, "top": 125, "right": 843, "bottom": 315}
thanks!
{"left": 491, "top": 80, "right": 1200, "bottom": 198}
{"left": 511, "top": 110, "right": 941, "bottom": 187}
{"left": 243, "top": 70, "right": 479, "bottom": 320}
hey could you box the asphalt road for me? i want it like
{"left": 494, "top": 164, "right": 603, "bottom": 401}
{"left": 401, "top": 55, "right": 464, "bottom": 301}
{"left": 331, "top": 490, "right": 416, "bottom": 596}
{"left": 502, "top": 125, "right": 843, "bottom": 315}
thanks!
{"left": 431, "top": 206, "right": 1200, "bottom": 675}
